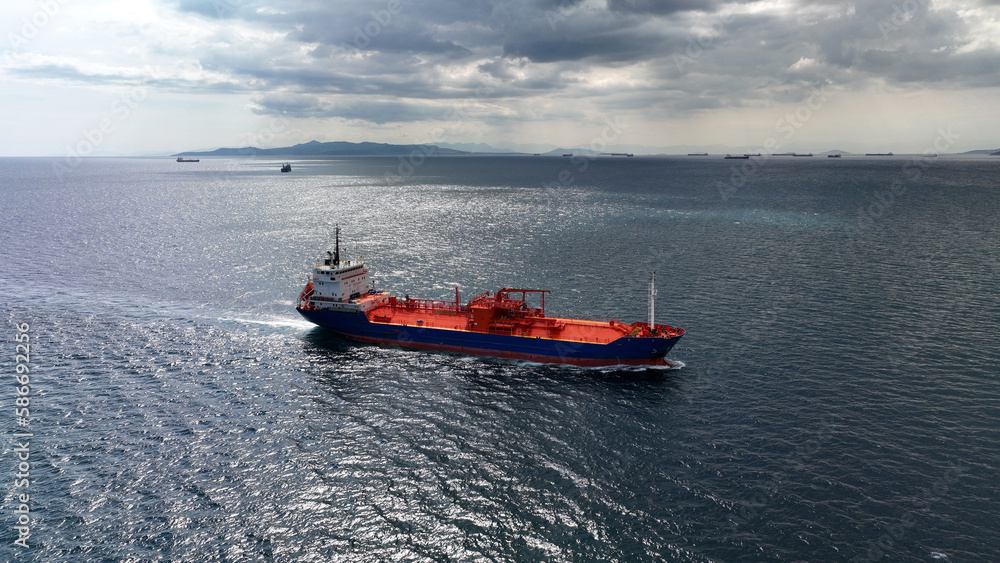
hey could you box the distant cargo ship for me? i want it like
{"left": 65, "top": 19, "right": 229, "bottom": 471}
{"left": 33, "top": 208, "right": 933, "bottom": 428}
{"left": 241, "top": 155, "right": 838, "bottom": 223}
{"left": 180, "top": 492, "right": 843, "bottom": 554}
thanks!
{"left": 176, "top": 157, "right": 199, "bottom": 162}
{"left": 724, "top": 154, "right": 750, "bottom": 159}
{"left": 827, "top": 154, "right": 842, "bottom": 158}
{"left": 793, "top": 153, "right": 813, "bottom": 157}
{"left": 687, "top": 153, "right": 709, "bottom": 156}
{"left": 296, "top": 229, "right": 685, "bottom": 366}
{"left": 866, "top": 152, "right": 894, "bottom": 156}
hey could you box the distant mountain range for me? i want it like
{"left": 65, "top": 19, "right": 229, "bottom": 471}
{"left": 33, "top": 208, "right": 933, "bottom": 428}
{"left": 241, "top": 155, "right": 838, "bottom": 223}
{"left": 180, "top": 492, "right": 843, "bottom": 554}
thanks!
{"left": 173, "top": 140, "right": 1000, "bottom": 158}
{"left": 436, "top": 142, "right": 517, "bottom": 153}
{"left": 174, "top": 140, "right": 469, "bottom": 157}
{"left": 173, "top": 140, "right": 614, "bottom": 158}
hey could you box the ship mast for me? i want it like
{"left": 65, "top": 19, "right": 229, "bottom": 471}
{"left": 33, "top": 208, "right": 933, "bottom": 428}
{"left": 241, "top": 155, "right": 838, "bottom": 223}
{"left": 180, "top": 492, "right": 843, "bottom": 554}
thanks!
{"left": 648, "top": 272, "right": 657, "bottom": 327}
{"left": 333, "top": 225, "right": 340, "bottom": 266}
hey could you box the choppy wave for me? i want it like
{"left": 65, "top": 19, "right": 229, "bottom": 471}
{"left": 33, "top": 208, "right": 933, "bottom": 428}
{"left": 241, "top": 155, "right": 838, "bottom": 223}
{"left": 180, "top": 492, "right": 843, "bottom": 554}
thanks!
{"left": 1, "top": 156, "right": 997, "bottom": 562}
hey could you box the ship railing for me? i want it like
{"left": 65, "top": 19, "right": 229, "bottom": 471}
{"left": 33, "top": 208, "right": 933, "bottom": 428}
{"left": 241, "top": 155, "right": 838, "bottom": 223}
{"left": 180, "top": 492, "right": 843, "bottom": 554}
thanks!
{"left": 312, "top": 257, "right": 364, "bottom": 269}
{"left": 654, "top": 324, "right": 685, "bottom": 337}
{"left": 615, "top": 321, "right": 684, "bottom": 338}
{"left": 395, "top": 297, "right": 466, "bottom": 313}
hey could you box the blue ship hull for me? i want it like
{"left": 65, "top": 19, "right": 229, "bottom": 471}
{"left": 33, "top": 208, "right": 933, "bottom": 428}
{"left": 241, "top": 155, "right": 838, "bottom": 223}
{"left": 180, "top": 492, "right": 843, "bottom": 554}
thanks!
{"left": 297, "top": 307, "right": 682, "bottom": 366}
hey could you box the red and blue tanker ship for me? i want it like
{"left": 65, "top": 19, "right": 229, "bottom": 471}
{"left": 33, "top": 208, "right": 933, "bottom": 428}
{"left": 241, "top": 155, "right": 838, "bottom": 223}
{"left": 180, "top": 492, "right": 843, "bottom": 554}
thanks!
{"left": 296, "top": 229, "right": 684, "bottom": 367}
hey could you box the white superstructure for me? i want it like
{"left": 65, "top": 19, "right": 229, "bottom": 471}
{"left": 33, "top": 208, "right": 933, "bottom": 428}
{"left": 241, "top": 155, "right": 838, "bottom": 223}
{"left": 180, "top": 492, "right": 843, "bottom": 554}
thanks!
{"left": 311, "top": 257, "right": 370, "bottom": 303}
{"left": 300, "top": 227, "right": 388, "bottom": 313}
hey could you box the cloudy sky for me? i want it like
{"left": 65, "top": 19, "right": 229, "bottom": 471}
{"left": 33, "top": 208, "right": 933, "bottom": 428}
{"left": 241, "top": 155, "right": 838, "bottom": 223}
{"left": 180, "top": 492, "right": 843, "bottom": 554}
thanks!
{"left": 3, "top": 0, "right": 1000, "bottom": 155}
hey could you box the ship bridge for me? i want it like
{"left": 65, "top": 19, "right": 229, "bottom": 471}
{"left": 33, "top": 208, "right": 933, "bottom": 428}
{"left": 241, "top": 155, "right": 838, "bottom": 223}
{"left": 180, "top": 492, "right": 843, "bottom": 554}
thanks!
{"left": 307, "top": 228, "right": 372, "bottom": 304}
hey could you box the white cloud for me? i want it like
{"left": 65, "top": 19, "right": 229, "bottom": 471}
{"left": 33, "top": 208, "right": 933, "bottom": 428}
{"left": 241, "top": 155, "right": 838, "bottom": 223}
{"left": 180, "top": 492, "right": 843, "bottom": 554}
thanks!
{"left": 788, "top": 57, "right": 818, "bottom": 72}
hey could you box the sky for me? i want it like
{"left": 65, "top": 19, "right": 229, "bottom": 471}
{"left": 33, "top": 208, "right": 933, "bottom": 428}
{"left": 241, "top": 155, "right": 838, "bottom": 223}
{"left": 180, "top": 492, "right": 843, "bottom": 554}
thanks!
{"left": 3, "top": 0, "right": 1000, "bottom": 156}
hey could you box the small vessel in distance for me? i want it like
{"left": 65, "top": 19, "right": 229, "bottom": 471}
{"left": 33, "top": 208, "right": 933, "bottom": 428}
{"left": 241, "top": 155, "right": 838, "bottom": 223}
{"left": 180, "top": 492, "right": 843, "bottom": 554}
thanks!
{"left": 281, "top": 163, "right": 292, "bottom": 172}
{"left": 724, "top": 154, "right": 750, "bottom": 159}
{"left": 866, "top": 152, "right": 894, "bottom": 156}
{"left": 176, "top": 157, "right": 199, "bottom": 162}
{"left": 296, "top": 229, "right": 685, "bottom": 367}
{"left": 827, "top": 154, "right": 842, "bottom": 158}
{"left": 793, "top": 152, "right": 813, "bottom": 157}
{"left": 688, "top": 153, "right": 709, "bottom": 156}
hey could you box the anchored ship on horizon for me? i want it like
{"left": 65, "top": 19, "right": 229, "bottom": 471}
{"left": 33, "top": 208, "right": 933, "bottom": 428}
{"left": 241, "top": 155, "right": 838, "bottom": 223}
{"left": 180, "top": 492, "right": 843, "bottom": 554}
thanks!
{"left": 296, "top": 228, "right": 684, "bottom": 367}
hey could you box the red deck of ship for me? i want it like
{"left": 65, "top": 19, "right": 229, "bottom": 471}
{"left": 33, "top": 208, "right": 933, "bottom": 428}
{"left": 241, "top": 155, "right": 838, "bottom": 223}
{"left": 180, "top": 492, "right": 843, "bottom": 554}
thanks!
{"left": 363, "top": 290, "right": 682, "bottom": 344}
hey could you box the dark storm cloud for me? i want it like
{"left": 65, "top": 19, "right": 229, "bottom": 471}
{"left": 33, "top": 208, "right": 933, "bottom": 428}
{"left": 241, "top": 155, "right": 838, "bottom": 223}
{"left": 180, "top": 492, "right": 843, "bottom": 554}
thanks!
{"left": 163, "top": 1, "right": 1000, "bottom": 91}
{"left": 289, "top": 6, "right": 473, "bottom": 58}
{"left": 805, "top": 0, "right": 1000, "bottom": 86}
{"left": 501, "top": 31, "right": 660, "bottom": 64}
{"left": 249, "top": 92, "right": 445, "bottom": 122}
{"left": 605, "top": 0, "right": 720, "bottom": 15}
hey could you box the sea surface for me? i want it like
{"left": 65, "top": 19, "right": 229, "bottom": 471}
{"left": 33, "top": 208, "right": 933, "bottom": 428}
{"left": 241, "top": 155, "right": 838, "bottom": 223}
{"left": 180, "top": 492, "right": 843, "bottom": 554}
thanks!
{"left": 1, "top": 154, "right": 998, "bottom": 562}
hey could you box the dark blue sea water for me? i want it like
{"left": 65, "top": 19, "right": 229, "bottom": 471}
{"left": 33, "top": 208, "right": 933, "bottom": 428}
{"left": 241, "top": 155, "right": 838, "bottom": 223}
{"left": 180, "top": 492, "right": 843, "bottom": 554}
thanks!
{"left": 1, "top": 154, "right": 998, "bottom": 562}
